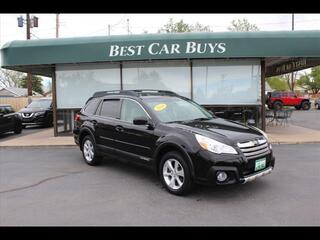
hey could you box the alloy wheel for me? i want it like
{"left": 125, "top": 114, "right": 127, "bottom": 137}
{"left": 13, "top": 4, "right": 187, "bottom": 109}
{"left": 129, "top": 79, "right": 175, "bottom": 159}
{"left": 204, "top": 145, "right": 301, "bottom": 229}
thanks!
{"left": 83, "top": 139, "right": 94, "bottom": 162}
{"left": 162, "top": 158, "right": 185, "bottom": 190}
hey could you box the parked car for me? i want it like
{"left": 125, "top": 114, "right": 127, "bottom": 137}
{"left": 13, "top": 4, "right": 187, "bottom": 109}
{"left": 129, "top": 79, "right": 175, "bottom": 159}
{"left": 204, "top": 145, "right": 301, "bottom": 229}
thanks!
{"left": 18, "top": 98, "right": 53, "bottom": 128}
{"left": 73, "top": 90, "right": 275, "bottom": 195}
{"left": 266, "top": 91, "right": 311, "bottom": 110}
{"left": 0, "top": 104, "right": 22, "bottom": 135}
{"left": 315, "top": 98, "right": 320, "bottom": 109}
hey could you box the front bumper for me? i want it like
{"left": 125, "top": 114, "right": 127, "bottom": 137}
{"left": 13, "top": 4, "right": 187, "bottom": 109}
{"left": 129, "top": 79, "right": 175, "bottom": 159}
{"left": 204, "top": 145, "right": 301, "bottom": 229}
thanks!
{"left": 192, "top": 150, "right": 275, "bottom": 186}
{"left": 20, "top": 115, "right": 49, "bottom": 126}
{"left": 240, "top": 166, "right": 273, "bottom": 184}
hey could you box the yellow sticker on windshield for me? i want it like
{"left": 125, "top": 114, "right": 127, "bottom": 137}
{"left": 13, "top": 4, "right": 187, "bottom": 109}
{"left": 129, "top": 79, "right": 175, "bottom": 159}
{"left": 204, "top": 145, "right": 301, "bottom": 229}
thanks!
{"left": 154, "top": 103, "right": 167, "bottom": 111}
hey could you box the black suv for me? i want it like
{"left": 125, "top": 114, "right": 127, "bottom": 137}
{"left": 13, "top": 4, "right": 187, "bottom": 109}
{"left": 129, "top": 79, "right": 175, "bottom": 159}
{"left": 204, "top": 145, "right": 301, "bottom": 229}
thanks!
{"left": 74, "top": 90, "right": 275, "bottom": 195}
{"left": 0, "top": 104, "right": 22, "bottom": 135}
{"left": 18, "top": 98, "right": 53, "bottom": 128}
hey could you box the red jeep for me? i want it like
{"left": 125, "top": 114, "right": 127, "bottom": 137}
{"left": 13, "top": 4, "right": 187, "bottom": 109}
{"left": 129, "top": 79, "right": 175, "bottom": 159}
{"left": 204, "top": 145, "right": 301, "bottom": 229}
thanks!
{"left": 266, "top": 91, "right": 311, "bottom": 110}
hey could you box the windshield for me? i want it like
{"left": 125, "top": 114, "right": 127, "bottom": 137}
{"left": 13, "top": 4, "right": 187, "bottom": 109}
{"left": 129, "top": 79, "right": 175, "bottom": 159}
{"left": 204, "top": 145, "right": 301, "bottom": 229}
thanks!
{"left": 27, "top": 99, "right": 52, "bottom": 109}
{"left": 143, "top": 96, "right": 213, "bottom": 123}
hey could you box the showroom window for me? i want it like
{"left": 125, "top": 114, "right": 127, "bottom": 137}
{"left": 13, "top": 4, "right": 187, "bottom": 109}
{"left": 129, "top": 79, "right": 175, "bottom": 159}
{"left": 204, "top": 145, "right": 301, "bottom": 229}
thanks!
{"left": 122, "top": 60, "right": 191, "bottom": 98}
{"left": 56, "top": 63, "right": 121, "bottom": 109}
{"left": 192, "top": 59, "right": 261, "bottom": 105}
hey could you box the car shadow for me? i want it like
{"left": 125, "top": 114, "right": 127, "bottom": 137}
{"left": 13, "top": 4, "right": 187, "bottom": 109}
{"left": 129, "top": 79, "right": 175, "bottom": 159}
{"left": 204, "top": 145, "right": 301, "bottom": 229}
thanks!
{"left": 95, "top": 156, "right": 272, "bottom": 200}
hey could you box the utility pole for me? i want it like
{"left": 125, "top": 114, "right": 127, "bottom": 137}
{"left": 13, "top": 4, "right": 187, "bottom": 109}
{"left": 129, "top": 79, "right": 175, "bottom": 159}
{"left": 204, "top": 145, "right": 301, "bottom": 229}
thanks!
{"left": 291, "top": 13, "right": 295, "bottom": 91}
{"left": 26, "top": 14, "right": 32, "bottom": 100}
{"left": 108, "top": 24, "right": 110, "bottom": 36}
{"left": 56, "top": 14, "right": 59, "bottom": 38}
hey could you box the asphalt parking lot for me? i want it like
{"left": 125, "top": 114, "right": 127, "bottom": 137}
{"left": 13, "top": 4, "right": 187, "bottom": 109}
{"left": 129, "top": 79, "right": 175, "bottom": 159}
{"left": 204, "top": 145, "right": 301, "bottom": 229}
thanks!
{"left": 0, "top": 144, "right": 319, "bottom": 226}
{"left": 290, "top": 108, "right": 320, "bottom": 130}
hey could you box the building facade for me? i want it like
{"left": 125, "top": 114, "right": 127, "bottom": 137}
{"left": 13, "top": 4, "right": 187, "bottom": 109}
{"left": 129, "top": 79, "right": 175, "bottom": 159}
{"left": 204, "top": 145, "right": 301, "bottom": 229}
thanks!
{"left": 2, "top": 31, "right": 320, "bottom": 135}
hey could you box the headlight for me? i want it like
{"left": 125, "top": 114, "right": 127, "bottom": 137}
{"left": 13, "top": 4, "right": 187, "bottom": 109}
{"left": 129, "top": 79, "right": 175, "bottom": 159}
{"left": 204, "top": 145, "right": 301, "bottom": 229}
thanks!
{"left": 195, "top": 134, "right": 238, "bottom": 155}
{"left": 35, "top": 111, "right": 45, "bottom": 116}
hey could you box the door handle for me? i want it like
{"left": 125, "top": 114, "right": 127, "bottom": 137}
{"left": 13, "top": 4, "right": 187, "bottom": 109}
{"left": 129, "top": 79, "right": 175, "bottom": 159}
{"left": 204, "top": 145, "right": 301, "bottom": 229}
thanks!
{"left": 115, "top": 125, "right": 124, "bottom": 132}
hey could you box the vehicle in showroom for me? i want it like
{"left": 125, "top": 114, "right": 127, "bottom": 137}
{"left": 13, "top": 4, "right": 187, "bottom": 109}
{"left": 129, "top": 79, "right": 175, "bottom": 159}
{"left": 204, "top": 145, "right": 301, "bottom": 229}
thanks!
{"left": 315, "top": 97, "right": 320, "bottom": 109}
{"left": 266, "top": 91, "right": 311, "bottom": 110}
{"left": 73, "top": 90, "right": 275, "bottom": 195}
{"left": 18, "top": 98, "right": 53, "bottom": 128}
{"left": 0, "top": 104, "right": 22, "bottom": 135}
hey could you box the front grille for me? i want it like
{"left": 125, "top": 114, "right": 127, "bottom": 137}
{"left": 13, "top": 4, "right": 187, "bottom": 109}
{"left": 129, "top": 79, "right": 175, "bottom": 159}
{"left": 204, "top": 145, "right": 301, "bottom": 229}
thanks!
{"left": 22, "top": 113, "right": 34, "bottom": 118}
{"left": 237, "top": 138, "right": 269, "bottom": 160}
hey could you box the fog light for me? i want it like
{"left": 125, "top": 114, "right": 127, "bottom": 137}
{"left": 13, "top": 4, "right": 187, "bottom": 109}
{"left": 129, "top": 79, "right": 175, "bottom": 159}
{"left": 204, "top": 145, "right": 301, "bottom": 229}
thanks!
{"left": 217, "top": 171, "right": 228, "bottom": 182}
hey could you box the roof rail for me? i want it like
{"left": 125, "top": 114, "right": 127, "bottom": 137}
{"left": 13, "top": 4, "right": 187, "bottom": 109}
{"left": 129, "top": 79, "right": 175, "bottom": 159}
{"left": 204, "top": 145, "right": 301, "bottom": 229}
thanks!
{"left": 91, "top": 89, "right": 179, "bottom": 99}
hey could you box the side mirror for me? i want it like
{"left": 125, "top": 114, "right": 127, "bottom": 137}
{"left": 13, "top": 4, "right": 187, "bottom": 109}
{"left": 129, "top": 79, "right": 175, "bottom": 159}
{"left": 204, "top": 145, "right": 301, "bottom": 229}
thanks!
{"left": 133, "top": 116, "right": 148, "bottom": 125}
{"left": 133, "top": 116, "right": 154, "bottom": 130}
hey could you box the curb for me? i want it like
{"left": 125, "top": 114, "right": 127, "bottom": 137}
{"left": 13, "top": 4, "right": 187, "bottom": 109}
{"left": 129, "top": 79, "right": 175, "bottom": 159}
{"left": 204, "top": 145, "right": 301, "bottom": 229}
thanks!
{"left": 269, "top": 141, "right": 320, "bottom": 145}
{"left": 0, "top": 145, "right": 77, "bottom": 149}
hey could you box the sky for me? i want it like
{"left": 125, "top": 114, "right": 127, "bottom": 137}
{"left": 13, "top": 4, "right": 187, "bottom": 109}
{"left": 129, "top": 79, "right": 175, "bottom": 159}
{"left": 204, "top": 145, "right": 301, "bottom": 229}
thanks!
{"left": 1, "top": 13, "right": 320, "bottom": 88}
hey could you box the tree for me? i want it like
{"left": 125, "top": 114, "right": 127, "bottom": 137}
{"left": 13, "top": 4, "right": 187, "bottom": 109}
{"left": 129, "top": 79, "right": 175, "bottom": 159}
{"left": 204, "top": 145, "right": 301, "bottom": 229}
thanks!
{"left": 266, "top": 76, "right": 290, "bottom": 91}
{"left": 228, "top": 18, "right": 259, "bottom": 32}
{"left": 0, "top": 69, "right": 25, "bottom": 88}
{"left": 296, "top": 66, "right": 320, "bottom": 94}
{"left": 283, "top": 72, "right": 299, "bottom": 91}
{"left": 159, "top": 18, "right": 212, "bottom": 33}
{"left": 19, "top": 75, "right": 44, "bottom": 95}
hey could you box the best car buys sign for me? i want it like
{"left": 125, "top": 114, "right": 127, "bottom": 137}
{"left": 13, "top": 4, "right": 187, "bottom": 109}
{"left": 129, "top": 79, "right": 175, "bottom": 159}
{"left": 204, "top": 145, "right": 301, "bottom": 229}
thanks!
{"left": 106, "top": 41, "right": 227, "bottom": 60}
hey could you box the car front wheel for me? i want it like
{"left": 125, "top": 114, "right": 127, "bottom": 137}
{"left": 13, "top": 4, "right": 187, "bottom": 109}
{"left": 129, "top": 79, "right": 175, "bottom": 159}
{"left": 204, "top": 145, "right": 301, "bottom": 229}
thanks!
{"left": 159, "top": 151, "right": 193, "bottom": 196}
{"left": 81, "top": 135, "right": 102, "bottom": 166}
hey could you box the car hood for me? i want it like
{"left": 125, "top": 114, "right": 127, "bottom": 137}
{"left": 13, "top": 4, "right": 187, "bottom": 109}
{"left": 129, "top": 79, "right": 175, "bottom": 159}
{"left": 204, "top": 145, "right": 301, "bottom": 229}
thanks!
{"left": 19, "top": 108, "right": 48, "bottom": 113}
{"left": 168, "top": 118, "right": 264, "bottom": 145}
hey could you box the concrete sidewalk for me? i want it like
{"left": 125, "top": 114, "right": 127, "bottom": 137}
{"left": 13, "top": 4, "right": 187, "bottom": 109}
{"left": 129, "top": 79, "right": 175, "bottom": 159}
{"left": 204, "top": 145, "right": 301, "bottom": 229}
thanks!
{"left": 0, "top": 124, "right": 319, "bottom": 147}
{"left": 266, "top": 124, "right": 320, "bottom": 144}
{"left": 0, "top": 128, "right": 75, "bottom": 147}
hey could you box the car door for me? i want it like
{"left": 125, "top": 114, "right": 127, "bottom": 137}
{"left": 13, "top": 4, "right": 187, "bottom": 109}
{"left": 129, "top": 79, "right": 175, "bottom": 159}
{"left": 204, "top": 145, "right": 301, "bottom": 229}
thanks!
{"left": 0, "top": 106, "right": 15, "bottom": 132}
{"left": 0, "top": 107, "right": 6, "bottom": 133}
{"left": 115, "top": 98, "right": 157, "bottom": 163}
{"left": 93, "top": 98, "right": 122, "bottom": 153}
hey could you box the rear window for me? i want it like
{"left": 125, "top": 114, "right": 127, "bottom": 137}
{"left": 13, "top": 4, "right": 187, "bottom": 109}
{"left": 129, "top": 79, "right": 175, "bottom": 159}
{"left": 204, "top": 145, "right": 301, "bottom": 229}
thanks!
{"left": 83, "top": 99, "right": 99, "bottom": 115}
{"left": 99, "top": 99, "right": 121, "bottom": 119}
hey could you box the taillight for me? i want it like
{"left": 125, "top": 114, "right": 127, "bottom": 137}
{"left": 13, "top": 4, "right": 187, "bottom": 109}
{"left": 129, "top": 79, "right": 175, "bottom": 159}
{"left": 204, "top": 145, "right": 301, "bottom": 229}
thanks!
{"left": 75, "top": 113, "right": 81, "bottom": 122}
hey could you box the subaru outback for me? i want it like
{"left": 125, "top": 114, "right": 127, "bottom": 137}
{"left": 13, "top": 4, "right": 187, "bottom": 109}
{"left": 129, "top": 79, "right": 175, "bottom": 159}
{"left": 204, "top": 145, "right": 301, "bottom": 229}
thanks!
{"left": 73, "top": 90, "right": 275, "bottom": 195}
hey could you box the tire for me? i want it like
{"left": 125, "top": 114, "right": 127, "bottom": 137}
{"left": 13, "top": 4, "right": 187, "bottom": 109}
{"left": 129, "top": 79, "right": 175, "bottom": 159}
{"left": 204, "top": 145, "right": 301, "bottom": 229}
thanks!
{"left": 273, "top": 101, "right": 283, "bottom": 110}
{"left": 301, "top": 101, "right": 311, "bottom": 110}
{"left": 14, "top": 123, "right": 22, "bottom": 134}
{"left": 81, "top": 135, "right": 102, "bottom": 166}
{"left": 295, "top": 105, "right": 301, "bottom": 110}
{"left": 159, "top": 151, "right": 193, "bottom": 196}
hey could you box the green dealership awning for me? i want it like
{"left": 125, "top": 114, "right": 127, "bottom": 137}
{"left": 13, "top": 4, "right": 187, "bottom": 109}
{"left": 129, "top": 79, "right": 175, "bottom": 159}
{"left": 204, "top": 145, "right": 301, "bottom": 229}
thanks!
{"left": 1, "top": 30, "right": 320, "bottom": 77}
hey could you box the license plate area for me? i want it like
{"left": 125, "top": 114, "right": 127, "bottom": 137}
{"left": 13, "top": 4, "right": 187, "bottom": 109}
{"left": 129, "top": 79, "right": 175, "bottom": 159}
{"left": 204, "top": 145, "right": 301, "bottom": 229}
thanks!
{"left": 255, "top": 158, "right": 266, "bottom": 171}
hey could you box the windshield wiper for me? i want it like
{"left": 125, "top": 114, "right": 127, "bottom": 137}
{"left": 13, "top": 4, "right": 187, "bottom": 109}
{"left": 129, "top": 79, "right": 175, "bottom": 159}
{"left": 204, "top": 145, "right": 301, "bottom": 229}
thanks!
{"left": 193, "top": 117, "right": 212, "bottom": 121}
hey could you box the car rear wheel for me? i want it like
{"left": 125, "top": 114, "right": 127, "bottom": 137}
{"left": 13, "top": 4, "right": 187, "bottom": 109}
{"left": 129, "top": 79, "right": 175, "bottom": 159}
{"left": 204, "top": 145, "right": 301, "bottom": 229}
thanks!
{"left": 273, "top": 101, "right": 283, "bottom": 110}
{"left": 81, "top": 135, "right": 102, "bottom": 166}
{"left": 301, "top": 101, "right": 310, "bottom": 110}
{"left": 159, "top": 151, "right": 193, "bottom": 196}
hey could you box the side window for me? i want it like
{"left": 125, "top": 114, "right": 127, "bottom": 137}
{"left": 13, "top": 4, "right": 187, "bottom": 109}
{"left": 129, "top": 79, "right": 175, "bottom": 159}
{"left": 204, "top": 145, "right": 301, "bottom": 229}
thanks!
{"left": 83, "top": 99, "right": 99, "bottom": 115}
{"left": 120, "top": 99, "right": 149, "bottom": 123}
{"left": 288, "top": 92, "right": 295, "bottom": 98}
{"left": 100, "top": 99, "right": 121, "bottom": 119}
{"left": 6, "top": 106, "right": 14, "bottom": 113}
{"left": 0, "top": 107, "right": 4, "bottom": 114}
